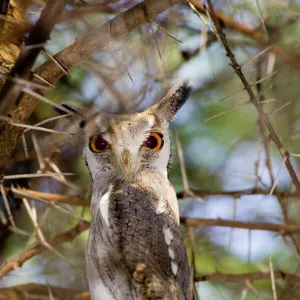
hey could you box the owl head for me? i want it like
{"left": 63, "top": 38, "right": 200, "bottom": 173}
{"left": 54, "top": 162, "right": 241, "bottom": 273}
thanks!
{"left": 59, "top": 82, "right": 191, "bottom": 182}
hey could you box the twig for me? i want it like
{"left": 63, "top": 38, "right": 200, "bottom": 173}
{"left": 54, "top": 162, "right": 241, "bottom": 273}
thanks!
{"left": 10, "top": 188, "right": 89, "bottom": 206}
{"left": 269, "top": 255, "right": 277, "bottom": 300}
{"left": 32, "top": 73, "right": 56, "bottom": 88}
{"left": 0, "top": 184, "right": 16, "bottom": 228}
{"left": 206, "top": 0, "right": 300, "bottom": 192}
{"left": 176, "top": 188, "right": 300, "bottom": 199}
{"left": 0, "top": 221, "right": 90, "bottom": 279}
{"left": 3, "top": 172, "right": 74, "bottom": 180}
{"left": 0, "top": 73, "right": 51, "bottom": 90}
{"left": 241, "top": 46, "right": 272, "bottom": 68}
{"left": 150, "top": 23, "right": 162, "bottom": 60}
{"left": 8, "top": 187, "right": 300, "bottom": 208}
{"left": 22, "top": 87, "right": 74, "bottom": 115}
{"left": 42, "top": 49, "right": 68, "bottom": 76}
{"left": 269, "top": 101, "right": 293, "bottom": 115}
{"left": 245, "top": 280, "right": 261, "bottom": 300}
{"left": 190, "top": 1, "right": 300, "bottom": 71}
{"left": 32, "top": 132, "right": 46, "bottom": 171}
{"left": 11, "top": 187, "right": 89, "bottom": 222}
{"left": 186, "top": 0, "right": 217, "bottom": 38}
{"left": 21, "top": 134, "right": 29, "bottom": 158}
{"left": 23, "top": 114, "right": 71, "bottom": 133}
{"left": 255, "top": 0, "right": 268, "bottom": 40}
{"left": 22, "top": 197, "right": 67, "bottom": 261}
{"left": 180, "top": 217, "right": 300, "bottom": 234}
{"left": 152, "top": 21, "right": 182, "bottom": 43}
{"left": 0, "top": 116, "right": 74, "bottom": 135}
{"left": 203, "top": 100, "right": 251, "bottom": 123}
{"left": 195, "top": 270, "right": 300, "bottom": 282}
{"left": 176, "top": 133, "right": 203, "bottom": 202}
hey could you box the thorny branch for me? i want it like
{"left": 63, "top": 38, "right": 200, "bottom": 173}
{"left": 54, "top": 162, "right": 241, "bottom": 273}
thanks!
{"left": 0, "top": 221, "right": 89, "bottom": 279}
{"left": 206, "top": 1, "right": 300, "bottom": 192}
{"left": 2, "top": 269, "right": 300, "bottom": 299}
{"left": 190, "top": 1, "right": 300, "bottom": 71}
{"left": 2, "top": 214, "right": 300, "bottom": 280}
{"left": 180, "top": 217, "right": 300, "bottom": 234}
{"left": 12, "top": 187, "right": 300, "bottom": 208}
{"left": 206, "top": 0, "right": 300, "bottom": 264}
{"left": 195, "top": 271, "right": 300, "bottom": 283}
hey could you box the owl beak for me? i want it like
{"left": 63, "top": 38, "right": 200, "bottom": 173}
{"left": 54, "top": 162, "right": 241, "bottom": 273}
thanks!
{"left": 120, "top": 148, "right": 137, "bottom": 181}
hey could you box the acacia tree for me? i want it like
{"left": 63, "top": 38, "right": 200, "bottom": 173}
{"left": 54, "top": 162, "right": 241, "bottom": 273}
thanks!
{"left": 1, "top": 0, "right": 300, "bottom": 299}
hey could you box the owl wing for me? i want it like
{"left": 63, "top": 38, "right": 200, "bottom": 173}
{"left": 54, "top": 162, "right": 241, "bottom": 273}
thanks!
{"left": 109, "top": 183, "right": 192, "bottom": 300}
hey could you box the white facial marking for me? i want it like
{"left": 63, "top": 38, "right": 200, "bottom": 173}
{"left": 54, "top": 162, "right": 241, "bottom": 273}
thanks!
{"left": 163, "top": 226, "right": 174, "bottom": 246}
{"left": 171, "top": 261, "right": 178, "bottom": 276}
{"left": 99, "top": 184, "right": 113, "bottom": 227}
{"left": 168, "top": 247, "right": 175, "bottom": 260}
{"left": 152, "top": 134, "right": 170, "bottom": 179}
{"left": 155, "top": 197, "right": 165, "bottom": 215}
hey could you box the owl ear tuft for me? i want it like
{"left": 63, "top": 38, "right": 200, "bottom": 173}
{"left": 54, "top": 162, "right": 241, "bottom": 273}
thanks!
{"left": 149, "top": 81, "right": 191, "bottom": 123}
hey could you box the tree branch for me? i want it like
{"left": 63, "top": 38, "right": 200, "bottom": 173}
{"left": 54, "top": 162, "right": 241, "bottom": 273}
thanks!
{"left": 0, "top": 283, "right": 90, "bottom": 300}
{"left": 11, "top": 188, "right": 90, "bottom": 206}
{"left": 177, "top": 188, "right": 300, "bottom": 199}
{"left": 195, "top": 270, "right": 300, "bottom": 282}
{"left": 190, "top": 1, "right": 300, "bottom": 71}
{"left": 10, "top": 187, "right": 300, "bottom": 208}
{"left": 180, "top": 217, "right": 300, "bottom": 234}
{"left": 206, "top": 0, "right": 300, "bottom": 192}
{"left": 0, "top": 221, "right": 90, "bottom": 279}
{"left": 0, "top": 0, "right": 69, "bottom": 115}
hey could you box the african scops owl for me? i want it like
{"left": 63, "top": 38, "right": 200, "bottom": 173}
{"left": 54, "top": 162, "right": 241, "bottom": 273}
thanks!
{"left": 63, "top": 83, "right": 193, "bottom": 299}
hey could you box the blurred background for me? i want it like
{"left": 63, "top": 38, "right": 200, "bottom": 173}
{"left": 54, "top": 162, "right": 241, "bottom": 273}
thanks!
{"left": 1, "top": 0, "right": 300, "bottom": 299}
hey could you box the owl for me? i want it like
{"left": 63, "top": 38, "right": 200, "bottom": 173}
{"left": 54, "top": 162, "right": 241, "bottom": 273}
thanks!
{"left": 59, "top": 83, "right": 193, "bottom": 300}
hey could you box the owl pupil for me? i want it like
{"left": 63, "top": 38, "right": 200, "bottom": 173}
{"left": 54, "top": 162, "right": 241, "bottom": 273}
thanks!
{"left": 146, "top": 135, "right": 158, "bottom": 149}
{"left": 95, "top": 136, "right": 108, "bottom": 150}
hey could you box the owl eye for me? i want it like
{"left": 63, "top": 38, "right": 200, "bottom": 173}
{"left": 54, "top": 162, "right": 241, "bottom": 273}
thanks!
{"left": 89, "top": 135, "right": 110, "bottom": 152}
{"left": 145, "top": 132, "right": 164, "bottom": 151}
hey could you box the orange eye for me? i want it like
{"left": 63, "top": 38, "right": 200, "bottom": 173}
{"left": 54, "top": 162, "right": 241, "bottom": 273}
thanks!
{"left": 89, "top": 135, "right": 110, "bottom": 152}
{"left": 145, "top": 132, "right": 164, "bottom": 151}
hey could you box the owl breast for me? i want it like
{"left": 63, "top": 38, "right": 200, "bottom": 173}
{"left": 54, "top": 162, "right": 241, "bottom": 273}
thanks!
{"left": 86, "top": 171, "right": 191, "bottom": 300}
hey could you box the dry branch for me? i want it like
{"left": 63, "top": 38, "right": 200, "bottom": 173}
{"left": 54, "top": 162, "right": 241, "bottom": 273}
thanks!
{"left": 190, "top": 1, "right": 258, "bottom": 38}
{"left": 3, "top": 269, "right": 300, "bottom": 299}
{"left": 9, "top": 187, "right": 300, "bottom": 209}
{"left": 206, "top": 0, "right": 300, "bottom": 258}
{"left": 0, "top": 221, "right": 90, "bottom": 279}
{"left": 190, "top": 1, "right": 300, "bottom": 71}
{"left": 11, "top": 188, "right": 89, "bottom": 206}
{"left": 195, "top": 271, "right": 300, "bottom": 282}
{"left": 206, "top": 1, "right": 300, "bottom": 191}
{"left": 2, "top": 214, "right": 298, "bottom": 280}
{"left": 178, "top": 188, "right": 300, "bottom": 199}
{"left": 0, "top": 283, "right": 90, "bottom": 300}
{"left": 180, "top": 217, "right": 300, "bottom": 234}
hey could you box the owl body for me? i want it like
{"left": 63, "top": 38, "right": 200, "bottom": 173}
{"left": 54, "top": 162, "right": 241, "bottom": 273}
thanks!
{"left": 63, "top": 83, "right": 193, "bottom": 299}
{"left": 86, "top": 171, "right": 189, "bottom": 299}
